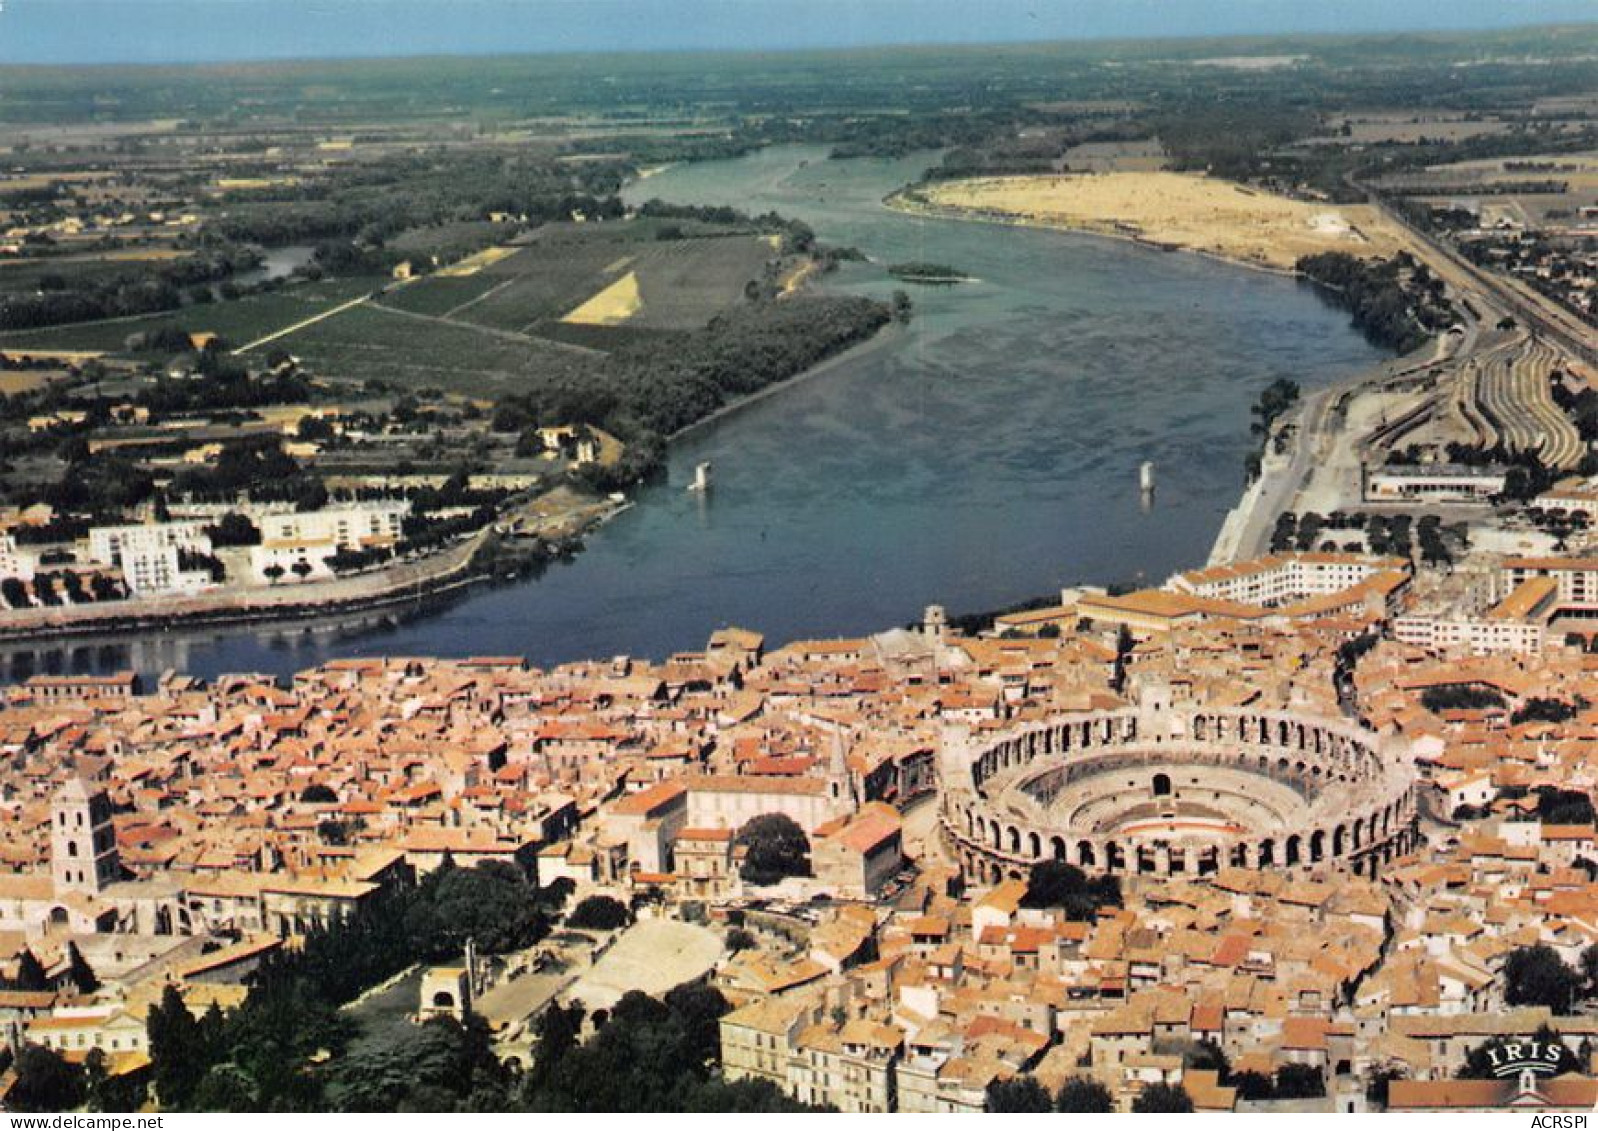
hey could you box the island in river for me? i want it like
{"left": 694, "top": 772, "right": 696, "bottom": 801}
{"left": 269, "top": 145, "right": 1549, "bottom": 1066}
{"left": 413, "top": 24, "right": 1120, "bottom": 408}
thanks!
{"left": 886, "top": 262, "right": 975, "bottom": 285}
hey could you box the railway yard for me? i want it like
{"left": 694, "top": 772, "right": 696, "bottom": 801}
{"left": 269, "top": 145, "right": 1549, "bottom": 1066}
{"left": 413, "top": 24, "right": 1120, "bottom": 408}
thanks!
{"left": 1453, "top": 336, "right": 1584, "bottom": 470}
{"left": 1235, "top": 202, "right": 1598, "bottom": 564}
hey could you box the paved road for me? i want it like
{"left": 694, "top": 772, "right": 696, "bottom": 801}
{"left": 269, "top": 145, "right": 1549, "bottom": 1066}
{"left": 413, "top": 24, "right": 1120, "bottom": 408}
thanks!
{"left": 236, "top": 290, "right": 378, "bottom": 353}
{"left": 1218, "top": 184, "right": 1598, "bottom": 559}
{"left": 1230, "top": 340, "right": 1448, "bottom": 559}
{"left": 1362, "top": 184, "right": 1596, "bottom": 373}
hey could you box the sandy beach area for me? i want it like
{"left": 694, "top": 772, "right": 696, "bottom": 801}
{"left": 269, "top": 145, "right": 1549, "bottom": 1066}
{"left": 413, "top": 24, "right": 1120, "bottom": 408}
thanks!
{"left": 898, "top": 171, "right": 1411, "bottom": 272}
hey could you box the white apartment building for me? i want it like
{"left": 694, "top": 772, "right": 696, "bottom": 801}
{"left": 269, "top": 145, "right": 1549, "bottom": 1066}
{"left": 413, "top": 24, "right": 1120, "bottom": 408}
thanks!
{"left": 1391, "top": 615, "right": 1548, "bottom": 656}
{"left": 1500, "top": 557, "right": 1598, "bottom": 607}
{"left": 87, "top": 521, "right": 214, "bottom": 596}
{"left": 1393, "top": 575, "right": 1560, "bottom": 656}
{"left": 0, "top": 535, "right": 41, "bottom": 582}
{"left": 255, "top": 501, "right": 407, "bottom": 550}
{"left": 88, "top": 520, "right": 210, "bottom": 568}
{"left": 1168, "top": 553, "right": 1407, "bottom": 608}
{"left": 247, "top": 501, "right": 409, "bottom": 585}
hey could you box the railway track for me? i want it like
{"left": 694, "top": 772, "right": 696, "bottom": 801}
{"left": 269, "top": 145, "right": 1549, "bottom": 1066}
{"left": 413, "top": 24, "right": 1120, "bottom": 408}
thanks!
{"left": 1466, "top": 336, "right": 1584, "bottom": 468}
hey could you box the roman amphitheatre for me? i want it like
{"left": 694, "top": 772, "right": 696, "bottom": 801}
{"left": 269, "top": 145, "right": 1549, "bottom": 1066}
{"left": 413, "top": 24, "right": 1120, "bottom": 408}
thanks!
{"left": 940, "top": 687, "right": 1417, "bottom": 883}
{"left": 899, "top": 171, "right": 1412, "bottom": 271}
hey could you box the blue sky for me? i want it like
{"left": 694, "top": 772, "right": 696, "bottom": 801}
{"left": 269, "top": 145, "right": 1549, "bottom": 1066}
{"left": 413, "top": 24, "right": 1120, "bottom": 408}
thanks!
{"left": 1, "top": 0, "right": 1595, "bottom": 65}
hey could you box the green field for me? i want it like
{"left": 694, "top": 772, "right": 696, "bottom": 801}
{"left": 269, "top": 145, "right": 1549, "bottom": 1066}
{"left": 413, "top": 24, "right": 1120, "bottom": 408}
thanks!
{"left": 0, "top": 254, "right": 185, "bottom": 291}
{"left": 374, "top": 273, "right": 507, "bottom": 318}
{"left": 285, "top": 303, "right": 600, "bottom": 395}
{"left": 388, "top": 219, "right": 518, "bottom": 260}
{"left": 621, "top": 236, "right": 775, "bottom": 331}
{"left": 439, "top": 243, "right": 636, "bottom": 333}
{"left": 0, "top": 275, "right": 385, "bottom": 354}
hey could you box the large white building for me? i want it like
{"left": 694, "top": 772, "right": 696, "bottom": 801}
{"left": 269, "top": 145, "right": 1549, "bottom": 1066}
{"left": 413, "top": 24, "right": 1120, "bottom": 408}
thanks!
{"left": 1168, "top": 552, "right": 1409, "bottom": 608}
{"left": 87, "top": 520, "right": 210, "bottom": 567}
{"left": 255, "top": 502, "right": 407, "bottom": 549}
{"left": 1395, "top": 574, "right": 1562, "bottom": 656}
{"left": 1364, "top": 464, "right": 1506, "bottom": 502}
{"left": 1499, "top": 556, "right": 1598, "bottom": 608}
{"left": 86, "top": 520, "right": 214, "bottom": 595}
{"left": 247, "top": 501, "right": 409, "bottom": 584}
{"left": 0, "top": 534, "right": 42, "bottom": 583}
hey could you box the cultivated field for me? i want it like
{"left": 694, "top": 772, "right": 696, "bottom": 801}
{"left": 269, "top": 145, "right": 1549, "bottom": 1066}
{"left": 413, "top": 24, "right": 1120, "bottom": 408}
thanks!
{"left": 388, "top": 219, "right": 517, "bottom": 262}
{"left": 282, "top": 303, "right": 599, "bottom": 395}
{"left": 378, "top": 229, "right": 776, "bottom": 335}
{"left": 906, "top": 172, "right": 1411, "bottom": 271}
{"left": 562, "top": 270, "right": 642, "bottom": 325}
{"left": 1304, "top": 113, "right": 1521, "bottom": 146}
{"left": 413, "top": 241, "right": 636, "bottom": 332}
{"left": 0, "top": 371, "right": 62, "bottom": 394}
{"left": 0, "top": 253, "right": 191, "bottom": 293}
{"left": 434, "top": 245, "right": 519, "bottom": 277}
{"left": 622, "top": 237, "right": 776, "bottom": 330}
{"left": 0, "top": 276, "right": 385, "bottom": 352}
{"left": 0, "top": 226, "right": 776, "bottom": 397}
{"left": 1382, "top": 151, "right": 1598, "bottom": 227}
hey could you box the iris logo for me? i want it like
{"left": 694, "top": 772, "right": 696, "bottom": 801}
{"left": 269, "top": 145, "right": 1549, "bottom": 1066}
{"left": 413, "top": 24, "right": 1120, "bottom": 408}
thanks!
{"left": 1481, "top": 1038, "right": 1571, "bottom": 1078}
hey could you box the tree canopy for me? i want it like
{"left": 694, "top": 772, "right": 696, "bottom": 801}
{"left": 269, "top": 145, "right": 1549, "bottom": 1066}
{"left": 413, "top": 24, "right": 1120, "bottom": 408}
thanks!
{"left": 984, "top": 1076, "right": 1052, "bottom": 1112}
{"left": 567, "top": 894, "right": 631, "bottom": 931}
{"left": 8, "top": 1044, "right": 88, "bottom": 1112}
{"left": 1132, "top": 1082, "right": 1194, "bottom": 1113}
{"left": 1504, "top": 945, "right": 1582, "bottom": 1013}
{"left": 526, "top": 984, "right": 817, "bottom": 1111}
{"left": 1055, "top": 1076, "right": 1115, "bottom": 1112}
{"left": 143, "top": 861, "right": 565, "bottom": 1111}
{"left": 1020, "top": 860, "right": 1123, "bottom": 921}
{"left": 735, "top": 813, "right": 811, "bottom": 886}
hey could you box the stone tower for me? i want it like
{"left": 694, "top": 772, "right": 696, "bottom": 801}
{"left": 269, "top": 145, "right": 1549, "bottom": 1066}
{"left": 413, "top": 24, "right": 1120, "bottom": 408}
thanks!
{"left": 51, "top": 778, "right": 120, "bottom": 895}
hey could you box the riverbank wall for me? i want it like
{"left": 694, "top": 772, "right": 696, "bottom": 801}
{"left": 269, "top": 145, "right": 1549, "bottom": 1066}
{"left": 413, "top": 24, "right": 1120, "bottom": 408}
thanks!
{"left": 0, "top": 528, "right": 499, "bottom": 646}
{"left": 0, "top": 491, "right": 630, "bottom": 648}
{"left": 1208, "top": 459, "right": 1279, "bottom": 567}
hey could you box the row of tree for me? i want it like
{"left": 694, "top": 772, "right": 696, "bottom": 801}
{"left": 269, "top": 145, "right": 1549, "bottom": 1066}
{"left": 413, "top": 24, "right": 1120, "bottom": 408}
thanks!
{"left": 0, "top": 246, "right": 261, "bottom": 332}
{"left": 1295, "top": 252, "right": 1444, "bottom": 354}
{"left": 986, "top": 1075, "right": 1192, "bottom": 1113}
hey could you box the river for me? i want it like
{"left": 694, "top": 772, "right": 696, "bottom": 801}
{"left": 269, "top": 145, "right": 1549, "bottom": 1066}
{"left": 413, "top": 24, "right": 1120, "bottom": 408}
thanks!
{"left": 2, "top": 147, "right": 1387, "bottom": 682}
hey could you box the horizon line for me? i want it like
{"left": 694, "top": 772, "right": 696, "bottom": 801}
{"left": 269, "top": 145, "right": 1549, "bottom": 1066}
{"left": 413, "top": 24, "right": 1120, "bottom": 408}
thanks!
{"left": 2, "top": 17, "right": 1596, "bottom": 71}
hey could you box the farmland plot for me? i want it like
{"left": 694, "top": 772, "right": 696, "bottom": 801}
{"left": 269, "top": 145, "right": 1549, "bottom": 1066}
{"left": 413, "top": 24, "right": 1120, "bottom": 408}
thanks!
{"left": 621, "top": 236, "right": 775, "bottom": 330}
{"left": 285, "top": 303, "right": 601, "bottom": 395}
{"left": 0, "top": 275, "right": 385, "bottom": 353}
{"left": 446, "top": 243, "right": 637, "bottom": 333}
